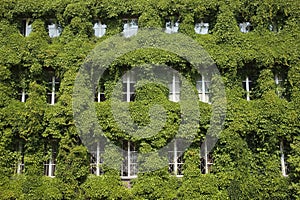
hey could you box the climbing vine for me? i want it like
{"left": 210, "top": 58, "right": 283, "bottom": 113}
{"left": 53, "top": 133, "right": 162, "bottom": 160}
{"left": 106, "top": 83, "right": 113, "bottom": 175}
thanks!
{"left": 0, "top": 0, "right": 299, "bottom": 199}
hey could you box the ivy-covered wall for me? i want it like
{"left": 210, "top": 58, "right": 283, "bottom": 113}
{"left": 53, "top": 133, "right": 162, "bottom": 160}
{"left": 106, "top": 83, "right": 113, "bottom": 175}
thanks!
{"left": 0, "top": 0, "right": 299, "bottom": 199}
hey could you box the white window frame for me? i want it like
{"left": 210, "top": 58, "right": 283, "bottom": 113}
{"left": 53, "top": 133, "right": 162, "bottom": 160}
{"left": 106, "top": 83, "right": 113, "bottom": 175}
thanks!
{"left": 18, "top": 88, "right": 28, "bottom": 103}
{"left": 200, "top": 140, "right": 213, "bottom": 174}
{"left": 122, "top": 72, "right": 136, "bottom": 102}
{"left": 121, "top": 141, "right": 138, "bottom": 179}
{"left": 44, "top": 148, "right": 56, "bottom": 177}
{"left": 48, "top": 22, "right": 61, "bottom": 38}
{"left": 22, "top": 18, "right": 32, "bottom": 37}
{"left": 16, "top": 143, "right": 24, "bottom": 174}
{"left": 169, "top": 73, "right": 180, "bottom": 102}
{"left": 196, "top": 74, "right": 210, "bottom": 103}
{"left": 90, "top": 142, "right": 104, "bottom": 176}
{"left": 274, "top": 74, "right": 282, "bottom": 85}
{"left": 195, "top": 22, "right": 209, "bottom": 34}
{"left": 123, "top": 19, "right": 138, "bottom": 38}
{"left": 165, "top": 21, "right": 179, "bottom": 34}
{"left": 269, "top": 23, "right": 281, "bottom": 32}
{"left": 93, "top": 21, "right": 107, "bottom": 37}
{"left": 239, "top": 22, "right": 251, "bottom": 33}
{"left": 47, "top": 76, "right": 59, "bottom": 105}
{"left": 275, "top": 74, "right": 283, "bottom": 97}
{"left": 280, "top": 140, "right": 288, "bottom": 177}
{"left": 168, "top": 140, "right": 184, "bottom": 177}
{"left": 96, "top": 85, "right": 105, "bottom": 102}
{"left": 243, "top": 76, "right": 252, "bottom": 101}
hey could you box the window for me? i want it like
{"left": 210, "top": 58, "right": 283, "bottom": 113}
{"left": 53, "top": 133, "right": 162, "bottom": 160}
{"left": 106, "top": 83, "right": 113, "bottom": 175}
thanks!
{"left": 165, "top": 21, "right": 179, "bottom": 34}
{"left": 269, "top": 22, "right": 283, "bottom": 32}
{"left": 18, "top": 88, "right": 28, "bottom": 102}
{"left": 169, "top": 73, "right": 180, "bottom": 102}
{"left": 21, "top": 18, "right": 32, "bottom": 36}
{"left": 269, "top": 24, "right": 277, "bottom": 32}
{"left": 47, "top": 76, "right": 59, "bottom": 105}
{"left": 90, "top": 142, "right": 104, "bottom": 176}
{"left": 239, "top": 22, "right": 251, "bottom": 33}
{"left": 122, "top": 72, "right": 136, "bottom": 102}
{"left": 275, "top": 74, "right": 284, "bottom": 97}
{"left": 280, "top": 140, "right": 288, "bottom": 177}
{"left": 123, "top": 19, "right": 138, "bottom": 38}
{"left": 242, "top": 76, "right": 252, "bottom": 101}
{"left": 200, "top": 141, "right": 213, "bottom": 174}
{"left": 195, "top": 22, "right": 209, "bottom": 34}
{"left": 48, "top": 23, "right": 61, "bottom": 38}
{"left": 95, "top": 84, "right": 106, "bottom": 102}
{"left": 196, "top": 74, "right": 210, "bottom": 103}
{"left": 121, "top": 141, "right": 138, "bottom": 179}
{"left": 16, "top": 142, "right": 24, "bottom": 174}
{"left": 93, "top": 21, "right": 107, "bottom": 37}
{"left": 168, "top": 140, "right": 184, "bottom": 177}
{"left": 44, "top": 143, "right": 57, "bottom": 177}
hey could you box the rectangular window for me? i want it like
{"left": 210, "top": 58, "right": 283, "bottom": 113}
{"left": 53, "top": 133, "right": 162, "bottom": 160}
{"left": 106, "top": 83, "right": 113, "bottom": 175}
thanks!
{"left": 200, "top": 141, "right": 213, "bottom": 174}
{"left": 122, "top": 72, "right": 136, "bottom": 102}
{"left": 123, "top": 19, "right": 138, "bottom": 38}
{"left": 275, "top": 74, "right": 284, "bottom": 97}
{"left": 280, "top": 140, "right": 288, "bottom": 177}
{"left": 18, "top": 88, "right": 28, "bottom": 102}
{"left": 44, "top": 143, "right": 57, "bottom": 177}
{"left": 47, "top": 76, "right": 59, "bottom": 105}
{"left": 168, "top": 139, "right": 184, "bottom": 177}
{"left": 196, "top": 74, "right": 210, "bottom": 103}
{"left": 16, "top": 142, "right": 24, "bottom": 174}
{"left": 195, "top": 22, "right": 209, "bottom": 34}
{"left": 21, "top": 18, "right": 32, "bottom": 36}
{"left": 121, "top": 141, "right": 138, "bottom": 178}
{"left": 239, "top": 22, "right": 251, "bottom": 33}
{"left": 242, "top": 76, "right": 252, "bottom": 101}
{"left": 169, "top": 73, "right": 180, "bottom": 102}
{"left": 93, "top": 21, "right": 107, "bottom": 37}
{"left": 165, "top": 21, "right": 179, "bottom": 34}
{"left": 48, "top": 23, "right": 61, "bottom": 38}
{"left": 90, "top": 142, "right": 104, "bottom": 176}
{"left": 95, "top": 84, "right": 106, "bottom": 102}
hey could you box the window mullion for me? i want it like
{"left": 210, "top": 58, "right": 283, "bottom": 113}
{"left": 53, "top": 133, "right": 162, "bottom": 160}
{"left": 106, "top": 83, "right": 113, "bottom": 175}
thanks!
{"left": 202, "top": 75, "right": 206, "bottom": 102}
{"left": 97, "top": 89, "right": 101, "bottom": 103}
{"left": 21, "top": 89, "right": 26, "bottom": 103}
{"left": 17, "top": 143, "right": 23, "bottom": 174}
{"left": 173, "top": 73, "right": 176, "bottom": 102}
{"left": 246, "top": 76, "right": 250, "bottom": 101}
{"left": 280, "top": 140, "right": 287, "bottom": 177}
{"left": 127, "top": 74, "right": 130, "bottom": 102}
{"left": 48, "top": 152, "right": 53, "bottom": 176}
{"left": 96, "top": 142, "right": 100, "bottom": 176}
{"left": 51, "top": 76, "right": 55, "bottom": 105}
{"left": 128, "top": 141, "right": 131, "bottom": 177}
{"left": 174, "top": 140, "right": 178, "bottom": 175}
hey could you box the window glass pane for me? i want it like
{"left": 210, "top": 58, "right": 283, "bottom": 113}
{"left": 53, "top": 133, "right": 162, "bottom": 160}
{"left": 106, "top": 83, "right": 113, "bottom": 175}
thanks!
{"left": 93, "top": 22, "right": 106, "bottom": 37}
{"left": 48, "top": 23, "right": 61, "bottom": 38}
{"left": 123, "top": 19, "right": 138, "bottom": 37}
{"left": 21, "top": 19, "right": 32, "bottom": 36}
{"left": 239, "top": 22, "right": 251, "bottom": 33}
{"left": 195, "top": 22, "right": 209, "bottom": 34}
{"left": 165, "top": 21, "right": 179, "bottom": 34}
{"left": 122, "top": 83, "right": 127, "bottom": 92}
{"left": 168, "top": 164, "right": 174, "bottom": 173}
{"left": 196, "top": 81, "right": 203, "bottom": 92}
{"left": 204, "top": 81, "right": 210, "bottom": 93}
{"left": 130, "top": 83, "right": 135, "bottom": 92}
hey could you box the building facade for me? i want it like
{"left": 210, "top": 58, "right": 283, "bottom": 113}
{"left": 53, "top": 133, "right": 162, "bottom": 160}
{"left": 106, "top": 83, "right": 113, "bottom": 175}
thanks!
{"left": 0, "top": 0, "right": 299, "bottom": 199}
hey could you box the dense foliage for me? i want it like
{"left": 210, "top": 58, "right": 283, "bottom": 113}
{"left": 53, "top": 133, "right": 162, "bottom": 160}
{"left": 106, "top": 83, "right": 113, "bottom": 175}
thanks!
{"left": 0, "top": 0, "right": 299, "bottom": 199}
